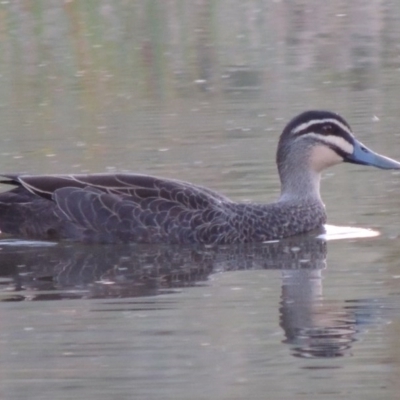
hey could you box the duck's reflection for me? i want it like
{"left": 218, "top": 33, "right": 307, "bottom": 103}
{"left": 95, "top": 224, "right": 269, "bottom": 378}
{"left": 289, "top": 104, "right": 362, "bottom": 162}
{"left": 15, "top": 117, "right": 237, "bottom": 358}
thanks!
{"left": 0, "top": 237, "right": 364, "bottom": 358}
{"left": 280, "top": 269, "right": 356, "bottom": 358}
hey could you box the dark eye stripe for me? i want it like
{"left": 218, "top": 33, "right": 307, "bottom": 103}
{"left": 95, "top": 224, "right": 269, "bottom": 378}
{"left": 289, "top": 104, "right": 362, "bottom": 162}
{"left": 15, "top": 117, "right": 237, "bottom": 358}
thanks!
{"left": 292, "top": 123, "right": 336, "bottom": 137}
{"left": 292, "top": 122, "right": 353, "bottom": 145}
{"left": 291, "top": 118, "right": 352, "bottom": 135}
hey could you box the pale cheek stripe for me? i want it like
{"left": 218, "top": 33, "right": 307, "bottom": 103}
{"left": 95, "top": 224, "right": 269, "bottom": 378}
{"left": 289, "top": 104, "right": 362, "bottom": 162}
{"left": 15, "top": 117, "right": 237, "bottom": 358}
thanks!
{"left": 297, "top": 132, "right": 354, "bottom": 154}
{"left": 292, "top": 118, "right": 353, "bottom": 136}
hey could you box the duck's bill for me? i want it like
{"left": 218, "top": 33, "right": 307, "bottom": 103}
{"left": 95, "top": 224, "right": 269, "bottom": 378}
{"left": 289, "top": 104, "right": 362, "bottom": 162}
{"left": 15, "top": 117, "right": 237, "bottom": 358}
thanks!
{"left": 345, "top": 139, "right": 400, "bottom": 170}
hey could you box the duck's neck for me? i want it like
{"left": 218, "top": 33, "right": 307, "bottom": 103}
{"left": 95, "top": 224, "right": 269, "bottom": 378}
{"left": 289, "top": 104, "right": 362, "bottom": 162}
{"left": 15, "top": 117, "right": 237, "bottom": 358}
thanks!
{"left": 278, "top": 158, "right": 322, "bottom": 203}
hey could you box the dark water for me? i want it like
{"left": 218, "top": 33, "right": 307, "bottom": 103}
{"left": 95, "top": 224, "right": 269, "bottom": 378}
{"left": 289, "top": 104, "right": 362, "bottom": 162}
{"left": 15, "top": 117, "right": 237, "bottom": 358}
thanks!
{"left": 1, "top": 1, "right": 400, "bottom": 399}
{"left": 0, "top": 232, "right": 398, "bottom": 399}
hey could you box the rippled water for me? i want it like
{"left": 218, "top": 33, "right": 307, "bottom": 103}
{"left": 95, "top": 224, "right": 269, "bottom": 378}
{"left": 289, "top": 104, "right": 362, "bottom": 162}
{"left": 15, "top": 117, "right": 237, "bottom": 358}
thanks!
{"left": 1, "top": 1, "right": 400, "bottom": 399}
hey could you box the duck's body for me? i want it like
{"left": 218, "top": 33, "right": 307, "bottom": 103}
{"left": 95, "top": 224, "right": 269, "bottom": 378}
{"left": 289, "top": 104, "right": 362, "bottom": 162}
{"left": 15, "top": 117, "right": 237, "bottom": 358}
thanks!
{"left": 0, "top": 110, "right": 398, "bottom": 244}
{"left": 0, "top": 173, "right": 326, "bottom": 244}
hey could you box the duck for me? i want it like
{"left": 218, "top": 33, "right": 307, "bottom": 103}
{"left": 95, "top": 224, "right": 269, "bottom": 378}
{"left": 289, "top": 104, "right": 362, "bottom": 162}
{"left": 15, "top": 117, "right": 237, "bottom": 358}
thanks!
{"left": 0, "top": 110, "right": 399, "bottom": 244}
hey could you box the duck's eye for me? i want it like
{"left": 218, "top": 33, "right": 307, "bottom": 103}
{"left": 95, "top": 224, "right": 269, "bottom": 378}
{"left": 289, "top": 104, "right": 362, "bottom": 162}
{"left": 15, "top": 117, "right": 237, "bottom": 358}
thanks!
{"left": 322, "top": 124, "right": 333, "bottom": 134}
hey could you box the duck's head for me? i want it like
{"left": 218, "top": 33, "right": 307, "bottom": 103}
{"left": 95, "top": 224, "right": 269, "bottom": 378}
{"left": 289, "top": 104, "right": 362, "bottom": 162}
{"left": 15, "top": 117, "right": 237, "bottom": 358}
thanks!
{"left": 276, "top": 111, "right": 400, "bottom": 199}
{"left": 276, "top": 110, "right": 400, "bottom": 198}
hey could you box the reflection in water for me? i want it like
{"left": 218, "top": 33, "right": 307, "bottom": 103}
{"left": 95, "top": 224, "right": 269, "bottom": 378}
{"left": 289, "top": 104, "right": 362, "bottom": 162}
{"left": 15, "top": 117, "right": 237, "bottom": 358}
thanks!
{"left": 0, "top": 235, "right": 380, "bottom": 359}
{"left": 0, "top": 236, "right": 326, "bottom": 299}
{"left": 281, "top": 270, "right": 356, "bottom": 358}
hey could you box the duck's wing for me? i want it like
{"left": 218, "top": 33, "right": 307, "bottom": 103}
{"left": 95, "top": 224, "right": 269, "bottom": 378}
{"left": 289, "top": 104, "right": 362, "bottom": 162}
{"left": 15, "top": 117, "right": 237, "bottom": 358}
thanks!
{"left": 0, "top": 173, "right": 232, "bottom": 209}
{"left": 51, "top": 186, "right": 234, "bottom": 243}
{"left": 0, "top": 174, "right": 235, "bottom": 243}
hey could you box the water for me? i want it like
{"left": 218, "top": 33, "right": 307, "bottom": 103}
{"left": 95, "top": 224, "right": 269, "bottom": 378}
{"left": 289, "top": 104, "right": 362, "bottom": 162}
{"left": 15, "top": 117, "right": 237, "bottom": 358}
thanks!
{"left": 1, "top": 1, "right": 400, "bottom": 399}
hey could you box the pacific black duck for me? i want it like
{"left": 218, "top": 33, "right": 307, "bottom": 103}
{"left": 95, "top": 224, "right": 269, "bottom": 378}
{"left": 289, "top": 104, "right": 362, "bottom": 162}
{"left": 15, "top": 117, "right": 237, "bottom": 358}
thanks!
{"left": 0, "top": 110, "right": 399, "bottom": 244}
